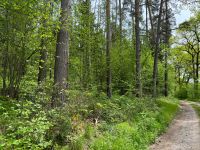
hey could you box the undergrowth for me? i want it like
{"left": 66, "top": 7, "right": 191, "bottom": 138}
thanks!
{"left": 0, "top": 94, "right": 179, "bottom": 150}
{"left": 90, "top": 97, "right": 179, "bottom": 150}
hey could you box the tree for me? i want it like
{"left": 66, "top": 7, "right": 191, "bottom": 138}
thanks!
{"left": 163, "top": 0, "right": 170, "bottom": 97}
{"left": 178, "top": 17, "right": 200, "bottom": 97}
{"left": 135, "top": 0, "right": 142, "bottom": 97}
{"left": 106, "top": 0, "right": 112, "bottom": 98}
{"left": 52, "top": 0, "right": 70, "bottom": 107}
{"left": 152, "top": 0, "right": 164, "bottom": 97}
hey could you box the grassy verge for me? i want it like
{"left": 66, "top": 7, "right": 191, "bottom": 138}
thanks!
{"left": 90, "top": 97, "right": 179, "bottom": 150}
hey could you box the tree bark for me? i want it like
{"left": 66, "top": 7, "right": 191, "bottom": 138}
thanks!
{"left": 135, "top": 0, "right": 142, "bottom": 97}
{"left": 106, "top": 0, "right": 112, "bottom": 98}
{"left": 118, "top": 0, "right": 125, "bottom": 95}
{"left": 152, "top": 0, "right": 164, "bottom": 97}
{"left": 52, "top": 0, "right": 70, "bottom": 107}
{"left": 164, "top": 0, "right": 169, "bottom": 97}
{"left": 164, "top": 51, "right": 168, "bottom": 96}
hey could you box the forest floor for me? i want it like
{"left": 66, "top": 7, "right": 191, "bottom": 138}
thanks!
{"left": 149, "top": 101, "right": 200, "bottom": 150}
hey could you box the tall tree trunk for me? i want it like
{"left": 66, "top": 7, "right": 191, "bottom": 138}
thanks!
{"left": 135, "top": 0, "right": 142, "bottom": 97}
{"left": 152, "top": 0, "right": 164, "bottom": 97}
{"left": 119, "top": 0, "right": 124, "bottom": 95}
{"left": 52, "top": 0, "right": 70, "bottom": 107}
{"left": 106, "top": 0, "right": 112, "bottom": 98}
{"left": 164, "top": 0, "right": 169, "bottom": 97}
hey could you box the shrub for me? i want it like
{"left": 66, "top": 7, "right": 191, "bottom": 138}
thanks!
{"left": 175, "top": 87, "right": 188, "bottom": 99}
{"left": 0, "top": 100, "right": 52, "bottom": 149}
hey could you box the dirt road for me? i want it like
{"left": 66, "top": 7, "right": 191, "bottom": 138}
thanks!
{"left": 150, "top": 101, "right": 200, "bottom": 150}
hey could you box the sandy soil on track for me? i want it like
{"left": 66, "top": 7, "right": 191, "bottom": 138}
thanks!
{"left": 150, "top": 101, "right": 200, "bottom": 150}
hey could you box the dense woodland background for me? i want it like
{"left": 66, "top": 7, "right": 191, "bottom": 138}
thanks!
{"left": 0, "top": 0, "right": 199, "bottom": 149}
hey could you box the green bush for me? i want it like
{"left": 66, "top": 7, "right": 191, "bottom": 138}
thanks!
{"left": 175, "top": 87, "right": 188, "bottom": 99}
{"left": 0, "top": 99, "right": 52, "bottom": 149}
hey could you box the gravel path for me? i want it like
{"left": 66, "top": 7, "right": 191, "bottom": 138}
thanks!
{"left": 150, "top": 101, "right": 200, "bottom": 150}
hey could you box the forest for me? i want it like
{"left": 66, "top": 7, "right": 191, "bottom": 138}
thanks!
{"left": 0, "top": 0, "right": 199, "bottom": 149}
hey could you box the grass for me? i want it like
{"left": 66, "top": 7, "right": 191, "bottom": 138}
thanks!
{"left": 89, "top": 97, "right": 179, "bottom": 150}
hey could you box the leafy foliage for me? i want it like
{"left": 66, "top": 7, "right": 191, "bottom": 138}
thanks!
{"left": 0, "top": 98, "right": 52, "bottom": 149}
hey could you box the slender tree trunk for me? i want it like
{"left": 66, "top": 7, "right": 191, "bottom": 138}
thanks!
{"left": 131, "top": 2, "right": 135, "bottom": 45}
{"left": 135, "top": 0, "right": 142, "bottom": 97}
{"left": 164, "top": 0, "right": 169, "bottom": 97}
{"left": 145, "top": 0, "right": 148, "bottom": 36}
{"left": 52, "top": 0, "right": 70, "bottom": 107}
{"left": 164, "top": 51, "right": 168, "bottom": 96}
{"left": 115, "top": 0, "right": 118, "bottom": 29}
{"left": 106, "top": 0, "right": 112, "bottom": 98}
{"left": 152, "top": 0, "right": 164, "bottom": 97}
{"left": 119, "top": 0, "right": 122, "bottom": 45}
{"left": 118, "top": 0, "right": 124, "bottom": 95}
